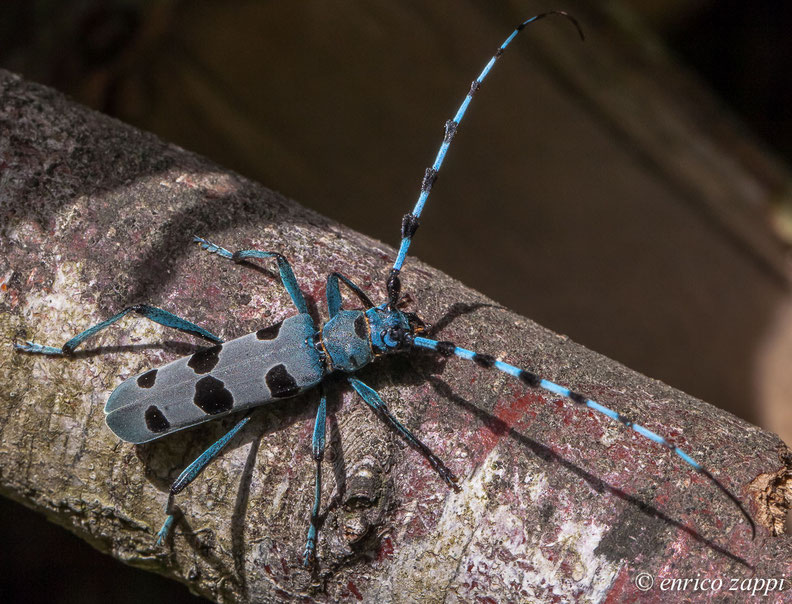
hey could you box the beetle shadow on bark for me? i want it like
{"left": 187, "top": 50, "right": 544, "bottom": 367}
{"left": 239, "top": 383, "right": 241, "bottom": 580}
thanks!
{"left": 424, "top": 375, "right": 754, "bottom": 570}
{"left": 229, "top": 424, "right": 260, "bottom": 599}
{"left": 424, "top": 301, "right": 505, "bottom": 338}
{"left": 43, "top": 340, "right": 209, "bottom": 359}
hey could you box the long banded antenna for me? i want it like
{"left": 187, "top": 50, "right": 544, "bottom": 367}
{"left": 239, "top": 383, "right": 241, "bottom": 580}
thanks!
{"left": 386, "top": 11, "right": 584, "bottom": 308}
{"left": 411, "top": 335, "right": 756, "bottom": 538}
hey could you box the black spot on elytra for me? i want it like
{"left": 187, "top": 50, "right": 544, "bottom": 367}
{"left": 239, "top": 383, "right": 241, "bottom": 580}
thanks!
{"left": 256, "top": 320, "right": 282, "bottom": 340}
{"left": 144, "top": 405, "right": 170, "bottom": 433}
{"left": 188, "top": 344, "right": 222, "bottom": 374}
{"left": 265, "top": 364, "right": 300, "bottom": 398}
{"left": 193, "top": 375, "right": 234, "bottom": 414}
{"left": 354, "top": 315, "right": 367, "bottom": 339}
{"left": 137, "top": 369, "right": 158, "bottom": 388}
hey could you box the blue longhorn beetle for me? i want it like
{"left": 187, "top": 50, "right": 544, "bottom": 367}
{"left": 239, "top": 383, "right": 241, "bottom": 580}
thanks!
{"left": 14, "top": 11, "right": 753, "bottom": 566}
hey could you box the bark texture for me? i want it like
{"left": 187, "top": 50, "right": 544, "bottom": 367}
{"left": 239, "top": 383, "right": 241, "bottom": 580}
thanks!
{"left": 1, "top": 70, "right": 791, "bottom": 603}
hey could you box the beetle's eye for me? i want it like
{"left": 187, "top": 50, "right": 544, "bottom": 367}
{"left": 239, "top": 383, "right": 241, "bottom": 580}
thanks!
{"left": 384, "top": 327, "right": 405, "bottom": 348}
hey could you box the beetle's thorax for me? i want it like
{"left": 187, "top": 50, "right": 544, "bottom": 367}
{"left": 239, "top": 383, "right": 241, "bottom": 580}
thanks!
{"left": 320, "top": 310, "right": 372, "bottom": 372}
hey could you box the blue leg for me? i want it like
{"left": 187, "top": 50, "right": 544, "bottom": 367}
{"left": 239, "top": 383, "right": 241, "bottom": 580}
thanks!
{"left": 411, "top": 336, "right": 756, "bottom": 537}
{"left": 385, "top": 12, "right": 584, "bottom": 307}
{"left": 348, "top": 377, "right": 459, "bottom": 490}
{"left": 303, "top": 388, "right": 327, "bottom": 566}
{"left": 156, "top": 414, "right": 252, "bottom": 545}
{"left": 194, "top": 236, "right": 309, "bottom": 315}
{"left": 326, "top": 272, "right": 374, "bottom": 318}
{"left": 14, "top": 304, "right": 222, "bottom": 355}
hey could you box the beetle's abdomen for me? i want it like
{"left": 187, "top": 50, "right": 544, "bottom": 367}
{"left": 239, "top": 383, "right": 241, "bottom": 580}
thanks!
{"left": 105, "top": 313, "right": 323, "bottom": 444}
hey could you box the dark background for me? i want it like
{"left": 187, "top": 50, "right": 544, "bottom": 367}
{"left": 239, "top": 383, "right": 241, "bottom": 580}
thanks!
{"left": 1, "top": 1, "right": 790, "bottom": 602}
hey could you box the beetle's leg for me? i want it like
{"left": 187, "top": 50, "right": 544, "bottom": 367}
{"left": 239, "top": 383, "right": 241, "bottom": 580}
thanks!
{"left": 194, "top": 236, "right": 310, "bottom": 316}
{"left": 14, "top": 304, "right": 222, "bottom": 355}
{"left": 156, "top": 414, "right": 252, "bottom": 545}
{"left": 303, "top": 387, "right": 327, "bottom": 566}
{"left": 325, "top": 272, "right": 375, "bottom": 318}
{"left": 348, "top": 377, "right": 459, "bottom": 491}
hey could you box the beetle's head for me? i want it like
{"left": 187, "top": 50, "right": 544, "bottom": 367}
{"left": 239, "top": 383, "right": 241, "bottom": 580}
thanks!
{"left": 365, "top": 304, "right": 426, "bottom": 354}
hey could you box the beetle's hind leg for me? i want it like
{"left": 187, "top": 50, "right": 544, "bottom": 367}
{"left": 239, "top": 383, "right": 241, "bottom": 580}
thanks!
{"left": 156, "top": 414, "right": 252, "bottom": 545}
{"left": 14, "top": 304, "right": 223, "bottom": 355}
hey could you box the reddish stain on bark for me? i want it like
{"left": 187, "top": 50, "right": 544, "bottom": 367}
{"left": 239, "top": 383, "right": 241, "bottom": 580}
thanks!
{"left": 376, "top": 535, "right": 394, "bottom": 561}
{"left": 346, "top": 580, "right": 363, "bottom": 600}
{"left": 602, "top": 565, "right": 635, "bottom": 603}
{"left": 470, "top": 390, "right": 545, "bottom": 460}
